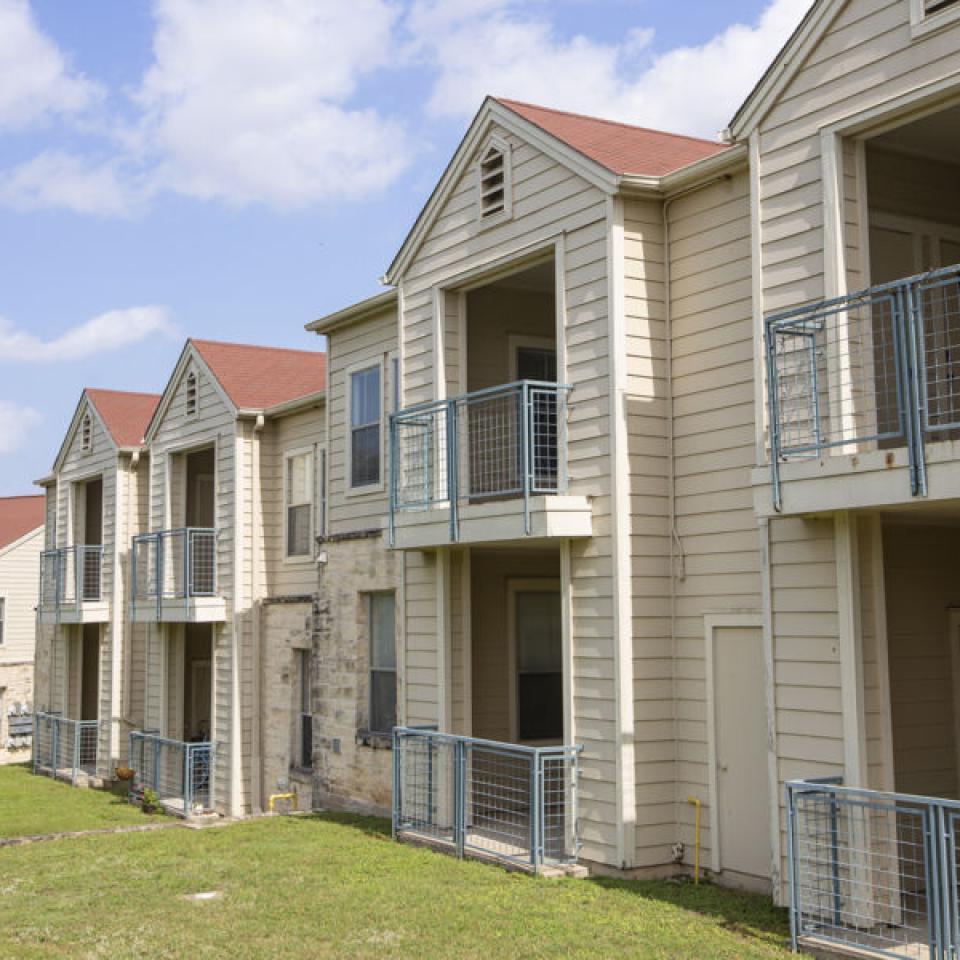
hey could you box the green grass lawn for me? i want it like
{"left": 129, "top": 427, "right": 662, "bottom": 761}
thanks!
{"left": 0, "top": 763, "right": 150, "bottom": 838}
{"left": 0, "top": 805, "right": 793, "bottom": 959}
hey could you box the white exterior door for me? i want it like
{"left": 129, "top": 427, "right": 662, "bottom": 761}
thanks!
{"left": 714, "top": 625, "right": 770, "bottom": 883}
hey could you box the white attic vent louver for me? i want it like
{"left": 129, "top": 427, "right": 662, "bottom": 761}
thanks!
{"left": 479, "top": 145, "right": 507, "bottom": 219}
{"left": 186, "top": 371, "right": 198, "bottom": 417}
{"left": 81, "top": 413, "right": 92, "bottom": 452}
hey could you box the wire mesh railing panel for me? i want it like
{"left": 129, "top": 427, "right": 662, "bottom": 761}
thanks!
{"left": 393, "top": 728, "right": 581, "bottom": 871}
{"left": 80, "top": 547, "right": 102, "bottom": 601}
{"left": 393, "top": 404, "right": 451, "bottom": 510}
{"left": 132, "top": 535, "right": 159, "bottom": 600}
{"left": 458, "top": 390, "right": 523, "bottom": 501}
{"left": 768, "top": 290, "right": 905, "bottom": 460}
{"left": 464, "top": 745, "right": 533, "bottom": 862}
{"left": 394, "top": 730, "right": 458, "bottom": 846}
{"left": 32, "top": 712, "right": 56, "bottom": 773}
{"left": 916, "top": 269, "right": 960, "bottom": 435}
{"left": 787, "top": 781, "right": 952, "bottom": 959}
{"left": 188, "top": 529, "right": 216, "bottom": 596}
{"left": 131, "top": 529, "right": 217, "bottom": 603}
{"left": 32, "top": 713, "right": 98, "bottom": 783}
{"left": 129, "top": 731, "right": 214, "bottom": 815}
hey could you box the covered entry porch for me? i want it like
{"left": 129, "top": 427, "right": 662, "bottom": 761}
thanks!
{"left": 788, "top": 508, "right": 960, "bottom": 958}
{"left": 394, "top": 543, "right": 582, "bottom": 871}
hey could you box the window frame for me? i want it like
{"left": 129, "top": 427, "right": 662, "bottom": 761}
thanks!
{"left": 0, "top": 596, "right": 5, "bottom": 646}
{"left": 475, "top": 135, "right": 513, "bottom": 229}
{"left": 345, "top": 358, "right": 385, "bottom": 494}
{"left": 298, "top": 647, "right": 312, "bottom": 770}
{"left": 282, "top": 446, "right": 315, "bottom": 563}
{"left": 911, "top": 0, "right": 960, "bottom": 36}
{"left": 367, "top": 591, "right": 397, "bottom": 736}
{"left": 507, "top": 578, "right": 563, "bottom": 744}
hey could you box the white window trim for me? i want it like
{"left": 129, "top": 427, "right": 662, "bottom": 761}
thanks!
{"left": 506, "top": 577, "right": 562, "bottom": 745}
{"left": 911, "top": 0, "right": 960, "bottom": 37}
{"left": 316, "top": 443, "right": 328, "bottom": 540}
{"left": 345, "top": 357, "right": 385, "bottom": 496}
{"left": 0, "top": 596, "right": 5, "bottom": 646}
{"left": 475, "top": 135, "right": 513, "bottom": 231}
{"left": 507, "top": 334, "right": 557, "bottom": 382}
{"left": 282, "top": 444, "right": 315, "bottom": 564}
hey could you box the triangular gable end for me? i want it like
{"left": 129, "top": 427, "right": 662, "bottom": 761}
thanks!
{"left": 727, "top": 0, "right": 841, "bottom": 140}
{"left": 51, "top": 391, "right": 118, "bottom": 474}
{"left": 144, "top": 340, "right": 236, "bottom": 444}
{"left": 384, "top": 96, "right": 619, "bottom": 284}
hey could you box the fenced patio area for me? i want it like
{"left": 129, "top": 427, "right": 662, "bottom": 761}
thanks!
{"left": 32, "top": 712, "right": 99, "bottom": 786}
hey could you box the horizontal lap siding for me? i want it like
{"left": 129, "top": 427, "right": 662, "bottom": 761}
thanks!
{"left": 0, "top": 529, "right": 42, "bottom": 664}
{"left": 327, "top": 307, "right": 397, "bottom": 535}
{"left": 665, "top": 173, "right": 762, "bottom": 871}
{"left": 398, "top": 122, "right": 616, "bottom": 864}
{"left": 758, "top": 0, "right": 960, "bottom": 311}
{"left": 263, "top": 405, "right": 326, "bottom": 597}
{"left": 624, "top": 196, "right": 673, "bottom": 865}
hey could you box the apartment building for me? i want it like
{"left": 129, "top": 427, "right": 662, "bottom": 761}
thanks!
{"left": 0, "top": 495, "right": 44, "bottom": 763}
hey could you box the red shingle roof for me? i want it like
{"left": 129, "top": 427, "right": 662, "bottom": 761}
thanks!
{"left": 191, "top": 339, "right": 326, "bottom": 410}
{"left": 0, "top": 495, "right": 45, "bottom": 550}
{"left": 86, "top": 389, "right": 161, "bottom": 448}
{"left": 496, "top": 99, "right": 731, "bottom": 177}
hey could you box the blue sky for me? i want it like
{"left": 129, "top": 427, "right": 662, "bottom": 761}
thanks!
{"left": 0, "top": 0, "right": 810, "bottom": 494}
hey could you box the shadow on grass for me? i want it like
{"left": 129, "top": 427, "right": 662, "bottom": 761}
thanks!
{"left": 589, "top": 874, "right": 790, "bottom": 946}
{"left": 284, "top": 811, "right": 393, "bottom": 840}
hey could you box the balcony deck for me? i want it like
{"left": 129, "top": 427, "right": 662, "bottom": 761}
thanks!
{"left": 37, "top": 546, "right": 109, "bottom": 624}
{"left": 389, "top": 380, "right": 592, "bottom": 548}
{"left": 763, "top": 264, "right": 960, "bottom": 515}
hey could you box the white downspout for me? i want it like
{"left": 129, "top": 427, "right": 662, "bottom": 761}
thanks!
{"left": 251, "top": 414, "right": 265, "bottom": 814}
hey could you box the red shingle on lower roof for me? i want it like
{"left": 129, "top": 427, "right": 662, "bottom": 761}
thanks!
{"left": 0, "top": 495, "right": 45, "bottom": 550}
{"left": 495, "top": 98, "right": 731, "bottom": 177}
{"left": 86, "top": 389, "right": 161, "bottom": 448}
{"left": 191, "top": 339, "right": 326, "bottom": 410}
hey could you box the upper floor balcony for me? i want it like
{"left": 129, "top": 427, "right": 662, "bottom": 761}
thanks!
{"left": 38, "top": 545, "right": 108, "bottom": 624}
{"left": 389, "top": 380, "right": 592, "bottom": 549}
{"left": 760, "top": 263, "right": 960, "bottom": 516}
{"left": 130, "top": 527, "right": 225, "bottom": 622}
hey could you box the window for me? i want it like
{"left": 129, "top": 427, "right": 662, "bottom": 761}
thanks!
{"left": 80, "top": 413, "right": 92, "bottom": 453}
{"left": 350, "top": 365, "right": 381, "bottom": 488}
{"left": 0, "top": 597, "right": 5, "bottom": 645}
{"left": 299, "top": 649, "right": 312, "bottom": 769}
{"left": 285, "top": 450, "right": 313, "bottom": 558}
{"left": 479, "top": 145, "right": 506, "bottom": 218}
{"left": 514, "top": 589, "right": 562, "bottom": 741}
{"left": 369, "top": 592, "right": 396, "bottom": 734}
{"left": 186, "top": 371, "right": 198, "bottom": 417}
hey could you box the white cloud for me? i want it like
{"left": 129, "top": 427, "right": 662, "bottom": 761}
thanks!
{"left": 0, "top": 401, "right": 42, "bottom": 454}
{"left": 0, "top": 306, "right": 174, "bottom": 363}
{"left": 408, "top": 0, "right": 811, "bottom": 138}
{"left": 0, "top": 0, "right": 101, "bottom": 130}
{"left": 134, "top": 0, "right": 411, "bottom": 208}
{"left": 0, "top": 151, "right": 144, "bottom": 217}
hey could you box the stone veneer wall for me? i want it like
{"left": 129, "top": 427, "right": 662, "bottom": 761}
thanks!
{"left": 311, "top": 530, "right": 400, "bottom": 816}
{"left": 0, "top": 661, "right": 34, "bottom": 764}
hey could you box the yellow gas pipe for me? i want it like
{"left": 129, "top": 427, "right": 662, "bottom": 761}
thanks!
{"left": 686, "top": 796, "right": 701, "bottom": 885}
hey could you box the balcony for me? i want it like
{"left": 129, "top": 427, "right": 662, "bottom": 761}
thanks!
{"left": 392, "top": 727, "right": 582, "bottom": 874}
{"left": 128, "top": 730, "right": 214, "bottom": 817}
{"left": 130, "top": 527, "right": 225, "bottom": 622}
{"left": 37, "top": 545, "right": 108, "bottom": 624}
{"left": 761, "top": 264, "right": 960, "bottom": 515}
{"left": 32, "top": 712, "right": 99, "bottom": 785}
{"left": 389, "top": 380, "right": 592, "bottom": 549}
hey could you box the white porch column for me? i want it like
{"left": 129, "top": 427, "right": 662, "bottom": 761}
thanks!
{"left": 436, "top": 547, "right": 452, "bottom": 732}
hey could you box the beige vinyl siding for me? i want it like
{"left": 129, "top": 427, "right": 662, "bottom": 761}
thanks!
{"left": 327, "top": 306, "right": 397, "bottom": 535}
{"left": 398, "top": 122, "right": 618, "bottom": 864}
{"left": 756, "top": 0, "right": 960, "bottom": 312}
{"left": 261, "top": 403, "right": 326, "bottom": 597}
{"left": 0, "top": 527, "right": 42, "bottom": 664}
{"left": 658, "top": 171, "right": 763, "bottom": 871}
{"left": 623, "top": 195, "right": 673, "bottom": 865}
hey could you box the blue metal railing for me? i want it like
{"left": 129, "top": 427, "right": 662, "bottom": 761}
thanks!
{"left": 129, "top": 730, "right": 214, "bottom": 816}
{"left": 32, "top": 711, "right": 99, "bottom": 785}
{"left": 130, "top": 527, "right": 217, "bottom": 618}
{"left": 39, "top": 545, "right": 103, "bottom": 612}
{"left": 786, "top": 778, "right": 960, "bottom": 958}
{"left": 765, "top": 263, "right": 960, "bottom": 510}
{"left": 392, "top": 726, "right": 581, "bottom": 872}
{"left": 389, "top": 380, "right": 570, "bottom": 544}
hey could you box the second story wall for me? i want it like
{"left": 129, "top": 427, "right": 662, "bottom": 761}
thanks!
{"left": 0, "top": 526, "right": 42, "bottom": 665}
{"left": 327, "top": 304, "right": 397, "bottom": 535}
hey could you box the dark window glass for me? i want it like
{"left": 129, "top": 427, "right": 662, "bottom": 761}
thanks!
{"left": 369, "top": 593, "right": 396, "bottom": 733}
